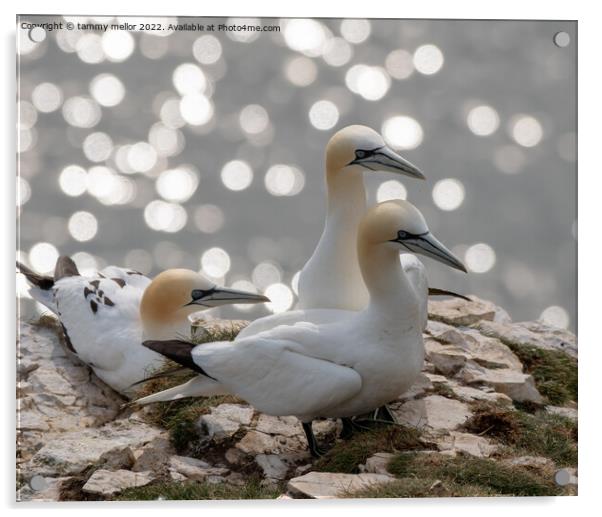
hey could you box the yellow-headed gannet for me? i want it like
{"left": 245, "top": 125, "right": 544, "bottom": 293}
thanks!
{"left": 133, "top": 200, "right": 466, "bottom": 456}
{"left": 17, "top": 257, "right": 269, "bottom": 397}
{"left": 238, "top": 125, "right": 465, "bottom": 340}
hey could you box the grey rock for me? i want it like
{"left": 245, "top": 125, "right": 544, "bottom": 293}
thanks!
{"left": 197, "top": 403, "right": 254, "bottom": 440}
{"left": 359, "top": 452, "right": 396, "bottom": 474}
{"left": 546, "top": 405, "right": 578, "bottom": 422}
{"left": 82, "top": 469, "right": 155, "bottom": 496}
{"left": 287, "top": 472, "right": 395, "bottom": 499}
{"left": 255, "top": 454, "right": 289, "bottom": 480}
{"left": 394, "top": 395, "right": 472, "bottom": 431}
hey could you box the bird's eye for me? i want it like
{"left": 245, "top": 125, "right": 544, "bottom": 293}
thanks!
{"left": 397, "top": 230, "right": 409, "bottom": 240}
{"left": 355, "top": 150, "right": 367, "bottom": 159}
{"left": 191, "top": 289, "right": 207, "bottom": 300}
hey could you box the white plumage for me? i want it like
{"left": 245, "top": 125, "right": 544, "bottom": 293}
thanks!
{"left": 135, "top": 200, "right": 466, "bottom": 455}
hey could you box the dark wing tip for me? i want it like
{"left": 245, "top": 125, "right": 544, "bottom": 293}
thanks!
{"left": 428, "top": 287, "right": 471, "bottom": 302}
{"left": 16, "top": 261, "right": 54, "bottom": 290}
{"left": 143, "top": 340, "right": 217, "bottom": 381}
{"left": 54, "top": 256, "right": 80, "bottom": 281}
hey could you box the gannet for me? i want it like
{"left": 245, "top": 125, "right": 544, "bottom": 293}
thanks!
{"left": 132, "top": 200, "right": 466, "bottom": 456}
{"left": 237, "top": 125, "right": 465, "bottom": 340}
{"left": 17, "top": 257, "right": 269, "bottom": 397}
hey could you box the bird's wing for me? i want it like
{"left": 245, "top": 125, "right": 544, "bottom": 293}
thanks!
{"left": 236, "top": 308, "right": 350, "bottom": 339}
{"left": 160, "top": 334, "right": 363, "bottom": 418}
{"left": 54, "top": 273, "right": 145, "bottom": 372}
{"left": 400, "top": 254, "right": 429, "bottom": 330}
{"left": 98, "top": 266, "right": 152, "bottom": 290}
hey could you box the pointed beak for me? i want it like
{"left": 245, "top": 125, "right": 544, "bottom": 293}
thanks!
{"left": 193, "top": 287, "right": 270, "bottom": 307}
{"left": 395, "top": 232, "right": 467, "bottom": 273}
{"left": 354, "top": 146, "right": 426, "bottom": 180}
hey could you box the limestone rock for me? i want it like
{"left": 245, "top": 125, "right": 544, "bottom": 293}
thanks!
{"left": 476, "top": 320, "right": 577, "bottom": 358}
{"left": 255, "top": 414, "right": 302, "bottom": 437}
{"left": 255, "top": 454, "right": 289, "bottom": 480}
{"left": 235, "top": 430, "right": 305, "bottom": 456}
{"left": 359, "top": 452, "right": 396, "bottom": 474}
{"left": 546, "top": 406, "right": 578, "bottom": 422}
{"left": 287, "top": 471, "right": 394, "bottom": 499}
{"left": 168, "top": 455, "right": 229, "bottom": 481}
{"left": 132, "top": 436, "right": 174, "bottom": 473}
{"left": 435, "top": 431, "right": 497, "bottom": 458}
{"left": 24, "top": 419, "right": 163, "bottom": 477}
{"left": 17, "top": 476, "right": 70, "bottom": 502}
{"left": 82, "top": 469, "right": 155, "bottom": 496}
{"left": 502, "top": 455, "right": 555, "bottom": 471}
{"left": 197, "top": 403, "right": 254, "bottom": 440}
{"left": 459, "top": 362, "right": 543, "bottom": 403}
{"left": 428, "top": 297, "right": 498, "bottom": 326}
{"left": 450, "top": 384, "right": 512, "bottom": 405}
{"left": 393, "top": 395, "right": 472, "bottom": 431}
{"left": 425, "top": 339, "right": 469, "bottom": 376}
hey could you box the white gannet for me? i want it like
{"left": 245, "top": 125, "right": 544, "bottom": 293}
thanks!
{"left": 237, "top": 125, "right": 465, "bottom": 340}
{"left": 133, "top": 200, "right": 466, "bottom": 456}
{"left": 17, "top": 257, "right": 269, "bottom": 397}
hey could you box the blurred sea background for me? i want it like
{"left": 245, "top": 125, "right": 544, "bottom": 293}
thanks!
{"left": 16, "top": 16, "right": 577, "bottom": 330}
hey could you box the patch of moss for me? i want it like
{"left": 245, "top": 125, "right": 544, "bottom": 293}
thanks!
{"left": 463, "top": 403, "right": 577, "bottom": 467}
{"left": 497, "top": 340, "right": 577, "bottom": 406}
{"left": 314, "top": 425, "right": 424, "bottom": 474}
{"left": 348, "top": 477, "right": 496, "bottom": 498}
{"left": 115, "top": 477, "right": 280, "bottom": 501}
{"left": 384, "top": 453, "right": 560, "bottom": 497}
{"left": 432, "top": 382, "right": 456, "bottom": 399}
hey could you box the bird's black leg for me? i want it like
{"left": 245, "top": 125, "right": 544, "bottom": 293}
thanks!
{"left": 340, "top": 417, "right": 355, "bottom": 440}
{"left": 374, "top": 404, "right": 397, "bottom": 424}
{"left": 302, "top": 421, "right": 328, "bottom": 458}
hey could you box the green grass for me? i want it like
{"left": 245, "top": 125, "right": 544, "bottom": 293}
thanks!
{"left": 377, "top": 453, "right": 561, "bottom": 497}
{"left": 115, "top": 478, "right": 280, "bottom": 501}
{"left": 314, "top": 425, "right": 424, "bottom": 474}
{"left": 462, "top": 403, "right": 577, "bottom": 467}
{"left": 476, "top": 328, "right": 577, "bottom": 406}
{"left": 134, "top": 322, "right": 246, "bottom": 454}
{"left": 349, "top": 476, "right": 497, "bottom": 498}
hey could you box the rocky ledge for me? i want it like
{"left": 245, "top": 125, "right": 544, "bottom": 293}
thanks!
{"left": 17, "top": 296, "right": 577, "bottom": 501}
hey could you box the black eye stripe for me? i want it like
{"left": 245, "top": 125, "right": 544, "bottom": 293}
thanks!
{"left": 392, "top": 230, "right": 430, "bottom": 242}
{"left": 191, "top": 287, "right": 216, "bottom": 300}
{"left": 354, "top": 146, "right": 384, "bottom": 160}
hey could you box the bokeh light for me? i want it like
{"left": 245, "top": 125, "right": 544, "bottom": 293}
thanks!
{"left": 345, "top": 65, "right": 390, "bottom": 101}
{"left": 308, "top": 100, "right": 339, "bottom": 130}
{"left": 283, "top": 19, "right": 328, "bottom": 57}
{"left": 432, "top": 178, "right": 465, "bottom": 211}
{"left": 385, "top": 49, "right": 414, "bottom": 80}
{"left": 285, "top": 56, "right": 318, "bottom": 86}
{"left": 540, "top": 305, "right": 569, "bottom": 329}
{"left": 59, "top": 165, "right": 88, "bottom": 197}
{"left": 239, "top": 104, "right": 269, "bottom": 135}
{"left": 510, "top": 115, "right": 543, "bottom": 147}
{"left": 193, "top": 35, "right": 222, "bottom": 65}
{"left": 83, "top": 132, "right": 113, "bottom": 162}
{"left": 382, "top": 116, "right": 423, "bottom": 150}
{"left": 31, "top": 82, "right": 63, "bottom": 113}
{"left": 28, "top": 242, "right": 59, "bottom": 274}
{"left": 68, "top": 211, "right": 98, "bottom": 242}
{"left": 264, "top": 164, "right": 305, "bottom": 196}
{"left": 465, "top": 243, "right": 496, "bottom": 273}
{"left": 62, "top": 96, "right": 101, "bottom": 128}
{"left": 194, "top": 204, "right": 224, "bottom": 234}
{"left": 221, "top": 160, "right": 254, "bottom": 191}
{"left": 144, "top": 200, "right": 187, "bottom": 233}
{"left": 264, "top": 282, "right": 294, "bottom": 313}
{"left": 180, "top": 94, "right": 214, "bottom": 126}
{"left": 90, "top": 74, "right": 125, "bottom": 107}
{"left": 173, "top": 63, "right": 207, "bottom": 95}
{"left": 340, "top": 19, "right": 371, "bottom": 44}
{"left": 413, "top": 44, "right": 444, "bottom": 75}
{"left": 156, "top": 167, "right": 199, "bottom": 202}
{"left": 201, "top": 247, "right": 231, "bottom": 278}
{"left": 376, "top": 180, "right": 407, "bottom": 202}
{"left": 466, "top": 105, "right": 500, "bottom": 136}
{"left": 102, "top": 30, "right": 135, "bottom": 62}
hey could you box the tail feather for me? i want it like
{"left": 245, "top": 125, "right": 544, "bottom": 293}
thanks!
{"left": 143, "top": 340, "right": 217, "bottom": 380}
{"left": 128, "top": 365, "right": 191, "bottom": 388}
{"left": 130, "top": 376, "right": 226, "bottom": 407}
{"left": 428, "top": 287, "right": 471, "bottom": 302}
{"left": 54, "top": 256, "right": 80, "bottom": 280}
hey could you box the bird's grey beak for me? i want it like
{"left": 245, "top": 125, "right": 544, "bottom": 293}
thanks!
{"left": 352, "top": 146, "right": 426, "bottom": 180}
{"left": 393, "top": 231, "right": 467, "bottom": 273}
{"left": 190, "top": 287, "right": 270, "bottom": 307}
